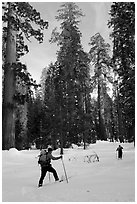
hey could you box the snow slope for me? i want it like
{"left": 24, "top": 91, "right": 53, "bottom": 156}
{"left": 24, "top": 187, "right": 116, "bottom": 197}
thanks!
{"left": 2, "top": 141, "right": 135, "bottom": 202}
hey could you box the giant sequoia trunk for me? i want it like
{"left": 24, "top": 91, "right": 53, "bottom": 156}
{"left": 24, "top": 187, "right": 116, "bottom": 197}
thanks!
{"left": 97, "top": 70, "right": 107, "bottom": 141}
{"left": 116, "top": 87, "right": 124, "bottom": 143}
{"left": 59, "top": 105, "right": 63, "bottom": 155}
{"left": 2, "top": 3, "right": 16, "bottom": 150}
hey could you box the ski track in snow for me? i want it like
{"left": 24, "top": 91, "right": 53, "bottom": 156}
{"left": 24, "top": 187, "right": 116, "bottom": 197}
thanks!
{"left": 2, "top": 141, "right": 135, "bottom": 202}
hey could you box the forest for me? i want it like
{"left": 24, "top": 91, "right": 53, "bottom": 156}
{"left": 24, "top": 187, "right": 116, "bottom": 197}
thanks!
{"left": 2, "top": 2, "right": 135, "bottom": 152}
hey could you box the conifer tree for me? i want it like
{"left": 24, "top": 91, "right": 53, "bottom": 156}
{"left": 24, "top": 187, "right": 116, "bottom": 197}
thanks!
{"left": 50, "top": 3, "right": 92, "bottom": 151}
{"left": 108, "top": 2, "right": 135, "bottom": 143}
{"left": 89, "top": 33, "right": 112, "bottom": 140}
{"left": 2, "top": 2, "right": 48, "bottom": 149}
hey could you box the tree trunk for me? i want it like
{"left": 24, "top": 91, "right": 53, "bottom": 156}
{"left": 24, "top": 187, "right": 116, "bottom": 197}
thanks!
{"left": 60, "top": 106, "right": 63, "bottom": 155}
{"left": 98, "top": 77, "right": 105, "bottom": 140}
{"left": 117, "top": 88, "right": 124, "bottom": 143}
{"left": 98, "top": 78, "right": 101, "bottom": 139}
{"left": 2, "top": 3, "right": 16, "bottom": 150}
{"left": 97, "top": 65, "right": 106, "bottom": 140}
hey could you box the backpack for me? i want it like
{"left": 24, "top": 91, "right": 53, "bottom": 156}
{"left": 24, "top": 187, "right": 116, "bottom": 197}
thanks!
{"left": 38, "top": 151, "right": 51, "bottom": 167}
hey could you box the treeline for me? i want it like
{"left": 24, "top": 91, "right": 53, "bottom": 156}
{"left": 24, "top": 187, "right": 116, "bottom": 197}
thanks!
{"left": 2, "top": 2, "right": 135, "bottom": 151}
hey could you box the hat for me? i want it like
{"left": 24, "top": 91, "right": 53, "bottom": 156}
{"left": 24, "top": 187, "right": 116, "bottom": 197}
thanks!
{"left": 48, "top": 147, "right": 53, "bottom": 152}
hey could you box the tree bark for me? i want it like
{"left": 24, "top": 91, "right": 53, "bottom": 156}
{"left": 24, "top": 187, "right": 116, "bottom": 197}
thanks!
{"left": 2, "top": 3, "right": 16, "bottom": 150}
{"left": 60, "top": 105, "right": 63, "bottom": 155}
{"left": 117, "top": 87, "right": 124, "bottom": 143}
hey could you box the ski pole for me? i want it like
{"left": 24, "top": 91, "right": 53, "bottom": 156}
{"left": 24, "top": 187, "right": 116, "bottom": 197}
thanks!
{"left": 61, "top": 158, "right": 68, "bottom": 183}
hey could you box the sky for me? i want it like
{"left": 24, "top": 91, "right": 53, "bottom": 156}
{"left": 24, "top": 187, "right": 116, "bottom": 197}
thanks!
{"left": 21, "top": 2, "right": 113, "bottom": 83}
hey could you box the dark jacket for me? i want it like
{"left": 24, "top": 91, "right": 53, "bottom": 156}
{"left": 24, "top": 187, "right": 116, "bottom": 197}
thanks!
{"left": 116, "top": 145, "right": 123, "bottom": 158}
{"left": 38, "top": 152, "right": 61, "bottom": 167}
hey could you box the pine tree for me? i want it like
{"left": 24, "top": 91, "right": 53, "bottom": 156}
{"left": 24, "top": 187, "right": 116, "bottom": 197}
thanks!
{"left": 2, "top": 2, "right": 48, "bottom": 149}
{"left": 43, "top": 63, "right": 60, "bottom": 149}
{"left": 27, "top": 92, "right": 44, "bottom": 149}
{"left": 50, "top": 3, "right": 92, "bottom": 151}
{"left": 108, "top": 2, "right": 135, "bottom": 143}
{"left": 89, "top": 33, "right": 112, "bottom": 140}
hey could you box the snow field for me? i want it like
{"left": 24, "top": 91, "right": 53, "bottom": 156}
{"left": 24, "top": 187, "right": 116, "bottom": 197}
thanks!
{"left": 2, "top": 141, "right": 135, "bottom": 202}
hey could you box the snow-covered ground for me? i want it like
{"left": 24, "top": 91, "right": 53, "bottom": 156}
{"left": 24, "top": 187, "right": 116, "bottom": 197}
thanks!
{"left": 2, "top": 141, "right": 135, "bottom": 202}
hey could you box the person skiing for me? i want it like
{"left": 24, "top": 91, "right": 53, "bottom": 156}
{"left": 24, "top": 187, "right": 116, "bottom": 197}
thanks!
{"left": 38, "top": 147, "right": 62, "bottom": 187}
{"left": 116, "top": 144, "right": 123, "bottom": 159}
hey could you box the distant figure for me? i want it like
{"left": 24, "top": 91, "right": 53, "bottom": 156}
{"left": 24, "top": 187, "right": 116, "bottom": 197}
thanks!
{"left": 38, "top": 147, "right": 62, "bottom": 187}
{"left": 116, "top": 145, "right": 123, "bottom": 159}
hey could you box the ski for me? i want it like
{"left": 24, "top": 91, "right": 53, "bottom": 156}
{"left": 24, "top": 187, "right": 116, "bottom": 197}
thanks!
{"left": 59, "top": 179, "right": 64, "bottom": 182}
{"left": 38, "top": 179, "right": 65, "bottom": 188}
{"left": 38, "top": 176, "right": 72, "bottom": 188}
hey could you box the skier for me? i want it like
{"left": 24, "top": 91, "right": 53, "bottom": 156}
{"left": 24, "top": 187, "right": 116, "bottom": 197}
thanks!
{"left": 116, "top": 144, "right": 123, "bottom": 159}
{"left": 38, "top": 147, "right": 62, "bottom": 187}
